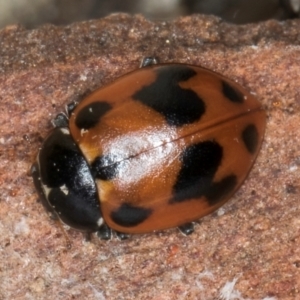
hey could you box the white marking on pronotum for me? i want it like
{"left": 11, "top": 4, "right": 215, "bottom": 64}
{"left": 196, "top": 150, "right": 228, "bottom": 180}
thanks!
{"left": 60, "top": 128, "right": 70, "bottom": 135}
{"left": 60, "top": 184, "right": 69, "bottom": 195}
{"left": 43, "top": 184, "right": 51, "bottom": 198}
{"left": 97, "top": 218, "right": 104, "bottom": 227}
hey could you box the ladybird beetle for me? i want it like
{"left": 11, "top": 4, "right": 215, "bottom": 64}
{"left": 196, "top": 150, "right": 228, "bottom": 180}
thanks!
{"left": 31, "top": 57, "right": 266, "bottom": 240}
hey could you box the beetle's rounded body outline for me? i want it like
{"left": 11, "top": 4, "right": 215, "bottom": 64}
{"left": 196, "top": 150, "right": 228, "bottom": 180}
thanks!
{"left": 31, "top": 58, "right": 266, "bottom": 239}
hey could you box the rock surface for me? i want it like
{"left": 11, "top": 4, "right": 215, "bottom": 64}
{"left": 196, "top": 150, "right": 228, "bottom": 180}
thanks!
{"left": 0, "top": 14, "right": 300, "bottom": 299}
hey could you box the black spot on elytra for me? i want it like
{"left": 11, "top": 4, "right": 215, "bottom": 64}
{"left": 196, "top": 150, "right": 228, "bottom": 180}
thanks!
{"left": 75, "top": 102, "right": 112, "bottom": 130}
{"left": 222, "top": 81, "right": 244, "bottom": 103}
{"left": 133, "top": 65, "right": 206, "bottom": 126}
{"left": 91, "top": 155, "right": 119, "bottom": 180}
{"left": 170, "top": 141, "right": 223, "bottom": 203}
{"left": 111, "top": 203, "right": 153, "bottom": 227}
{"left": 242, "top": 124, "right": 259, "bottom": 154}
{"left": 205, "top": 175, "right": 237, "bottom": 205}
{"left": 169, "top": 141, "right": 238, "bottom": 205}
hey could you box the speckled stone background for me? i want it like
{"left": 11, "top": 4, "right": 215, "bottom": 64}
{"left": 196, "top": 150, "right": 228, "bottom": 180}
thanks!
{"left": 0, "top": 14, "right": 300, "bottom": 300}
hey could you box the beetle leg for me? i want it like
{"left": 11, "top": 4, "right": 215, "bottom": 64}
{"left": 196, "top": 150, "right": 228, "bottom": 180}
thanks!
{"left": 140, "top": 57, "right": 159, "bottom": 68}
{"left": 178, "top": 222, "right": 195, "bottom": 235}
{"left": 96, "top": 223, "right": 112, "bottom": 240}
{"left": 115, "top": 231, "right": 130, "bottom": 240}
{"left": 65, "top": 101, "right": 78, "bottom": 116}
{"left": 51, "top": 112, "right": 69, "bottom": 128}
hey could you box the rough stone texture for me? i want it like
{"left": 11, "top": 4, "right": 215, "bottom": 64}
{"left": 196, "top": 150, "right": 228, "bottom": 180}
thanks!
{"left": 0, "top": 14, "right": 300, "bottom": 300}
